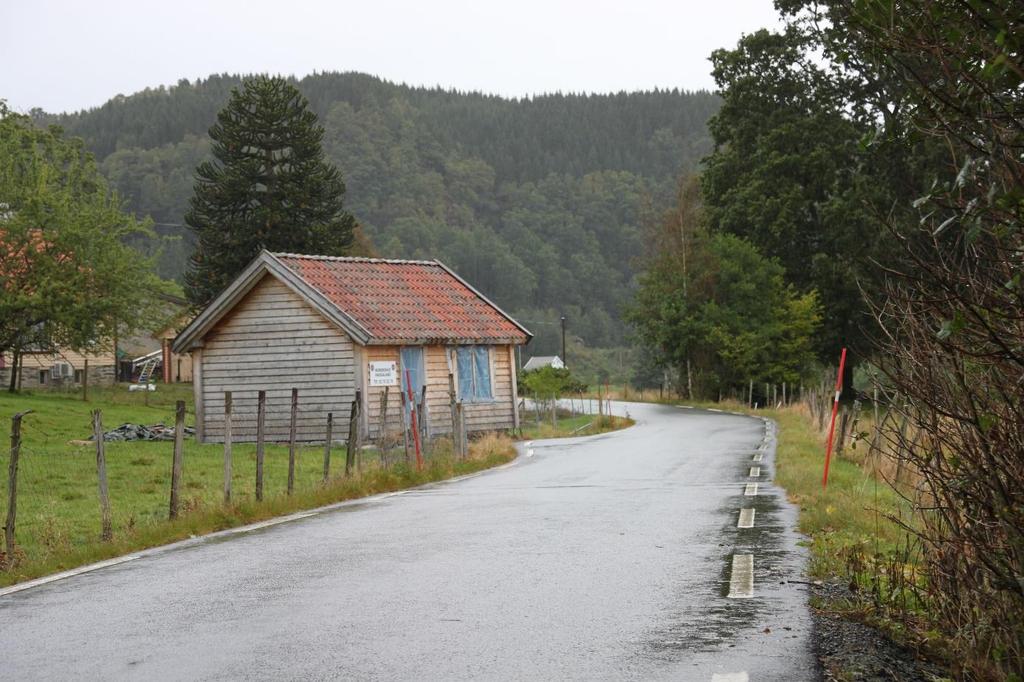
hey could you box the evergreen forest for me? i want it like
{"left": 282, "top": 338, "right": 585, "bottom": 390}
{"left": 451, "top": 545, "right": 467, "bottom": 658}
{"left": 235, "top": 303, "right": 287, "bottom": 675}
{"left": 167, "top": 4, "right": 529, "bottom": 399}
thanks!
{"left": 33, "top": 73, "right": 721, "bottom": 357}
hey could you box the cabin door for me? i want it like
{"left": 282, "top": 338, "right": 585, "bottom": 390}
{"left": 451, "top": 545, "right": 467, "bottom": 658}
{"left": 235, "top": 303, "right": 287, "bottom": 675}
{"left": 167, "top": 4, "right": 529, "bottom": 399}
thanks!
{"left": 400, "top": 347, "right": 425, "bottom": 412}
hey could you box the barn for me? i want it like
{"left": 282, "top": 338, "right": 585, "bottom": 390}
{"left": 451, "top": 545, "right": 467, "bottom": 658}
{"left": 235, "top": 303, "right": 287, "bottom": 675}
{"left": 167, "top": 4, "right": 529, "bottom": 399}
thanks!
{"left": 172, "top": 251, "right": 532, "bottom": 443}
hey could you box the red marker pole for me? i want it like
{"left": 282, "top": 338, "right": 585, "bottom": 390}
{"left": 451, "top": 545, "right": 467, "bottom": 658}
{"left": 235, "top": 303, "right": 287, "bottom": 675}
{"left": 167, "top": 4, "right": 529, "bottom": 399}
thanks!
{"left": 405, "top": 368, "right": 424, "bottom": 469}
{"left": 822, "top": 347, "right": 847, "bottom": 488}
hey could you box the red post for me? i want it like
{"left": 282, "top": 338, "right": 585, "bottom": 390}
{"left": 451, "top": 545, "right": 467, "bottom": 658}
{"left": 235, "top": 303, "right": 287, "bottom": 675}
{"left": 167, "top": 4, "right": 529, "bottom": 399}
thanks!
{"left": 405, "top": 368, "right": 424, "bottom": 469}
{"left": 822, "top": 347, "right": 848, "bottom": 488}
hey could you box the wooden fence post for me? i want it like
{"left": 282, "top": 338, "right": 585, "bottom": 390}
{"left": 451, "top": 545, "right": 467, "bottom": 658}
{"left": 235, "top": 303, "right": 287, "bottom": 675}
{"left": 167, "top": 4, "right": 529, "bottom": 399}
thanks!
{"left": 6, "top": 410, "right": 31, "bottom": 566}
{"left": 418, "top": 385, "right": 428, "bottom": 458}
{"left": 256, "top": 390, "right": 266, "bottom": 501}
{"left": 345, "top": 390, "right": 361, "bottom": 477}
{"left": 748, "top": 379, "right": 753, "bottom": 408}
{"left": 457, "top": 401, "right": 468, "bottom": 458}
{"left": 836, "top": 404, "right": 850, "bottom": 456}
{"left": 223, "top": 391, "right": 232, "bottom": 504}
{"left": 399, "top": 388, "right": 411, "bottom": 465}
{"left": 83, "top": 357, "right": 89, "bottom": 402}
{"left": 93, "top": 410, "right": 112, "bottom": 541}
{"left": 378, "top": 386, "right": 390, "bottom": 453}
{"left": 168, "top": 400, "right": 185, "bottom": 520}
{"left": 287, "top": 388, "right": 298, "bottom": 495}
{"left": 323, "top": 412, "right": 333, "bottom": 482}
{"left": 454, "top": 401, "right": 465, "bottom": 459}
{"left": 448, "top": 373, "right": 460, "bottom": 458}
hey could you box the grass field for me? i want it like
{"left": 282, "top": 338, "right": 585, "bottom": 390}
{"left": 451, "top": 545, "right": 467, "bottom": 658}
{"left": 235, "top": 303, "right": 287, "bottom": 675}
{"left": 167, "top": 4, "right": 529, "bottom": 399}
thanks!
{"left": 518, "top": 412, "right": 634, "bottom": 440}
{"left": 0, "top": 384, "right": 516, "bottom": 586}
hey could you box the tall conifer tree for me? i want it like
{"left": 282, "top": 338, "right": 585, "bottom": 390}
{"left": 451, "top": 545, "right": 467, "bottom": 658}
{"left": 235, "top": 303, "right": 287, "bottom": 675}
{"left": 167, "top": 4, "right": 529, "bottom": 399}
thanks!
{"left": 185, "top": 75, "right": 355, "bottom": 306}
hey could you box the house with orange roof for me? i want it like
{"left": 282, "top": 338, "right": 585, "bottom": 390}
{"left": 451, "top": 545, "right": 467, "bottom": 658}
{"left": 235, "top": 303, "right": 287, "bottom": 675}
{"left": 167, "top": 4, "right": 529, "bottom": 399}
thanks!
{"left": 172, "top": 251, "right": 532, "bottom": 443}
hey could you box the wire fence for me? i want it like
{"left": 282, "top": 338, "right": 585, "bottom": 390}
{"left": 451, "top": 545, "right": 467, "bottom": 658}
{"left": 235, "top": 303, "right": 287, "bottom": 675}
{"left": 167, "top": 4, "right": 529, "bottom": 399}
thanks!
{"left": 1, "top": 384, "right": 473, "bottom": 572}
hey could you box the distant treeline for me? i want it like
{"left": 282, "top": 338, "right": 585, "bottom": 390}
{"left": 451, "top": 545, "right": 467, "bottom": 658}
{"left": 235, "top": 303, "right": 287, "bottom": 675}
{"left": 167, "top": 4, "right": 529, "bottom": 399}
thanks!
{"left": 34, "top": 73, "right": 720, "bottom": 353}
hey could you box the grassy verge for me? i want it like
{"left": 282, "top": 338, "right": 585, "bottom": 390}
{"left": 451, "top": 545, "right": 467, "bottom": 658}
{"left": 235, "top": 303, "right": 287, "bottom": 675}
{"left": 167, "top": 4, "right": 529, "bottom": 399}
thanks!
{"left": 0, "top": 387, "right": 515, "bottom": 587}
{"left": 518, "top": 412, "right": 634, "bottom": 440}
{"left": 767, "top": 405, "right": 915, "bottom": 576}
{"left": 711, "top": 400, "right": 944, "bottom": 663}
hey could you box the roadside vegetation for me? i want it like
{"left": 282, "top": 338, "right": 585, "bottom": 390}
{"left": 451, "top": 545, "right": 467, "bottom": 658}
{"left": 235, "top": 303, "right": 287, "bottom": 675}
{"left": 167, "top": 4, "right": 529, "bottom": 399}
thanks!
{"left": 624, "top": 2, "right": 1021, "bottom": 676}
{"left": 516, "top": 364, "right": 635, "bottom": 440}
{"left": 0, "top": 386, "right": 516, "bottom": 587}
{"left": 518, "top": 412, "right": 633, "bottom": 441}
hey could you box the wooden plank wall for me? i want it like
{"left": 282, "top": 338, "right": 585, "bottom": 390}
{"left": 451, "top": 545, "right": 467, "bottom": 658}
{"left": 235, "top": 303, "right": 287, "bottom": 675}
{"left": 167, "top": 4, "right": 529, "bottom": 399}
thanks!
{"left": 363, "top": 346, "right": 405, "bottom": 441}
{"left": 362, "top": 344, "right": 516, "bottom": 440}
{"left": 199, "top": 276, "right": 355, "bottom": 443}
{"left": 461, "top": 344, "right": 516, "bottom": 432}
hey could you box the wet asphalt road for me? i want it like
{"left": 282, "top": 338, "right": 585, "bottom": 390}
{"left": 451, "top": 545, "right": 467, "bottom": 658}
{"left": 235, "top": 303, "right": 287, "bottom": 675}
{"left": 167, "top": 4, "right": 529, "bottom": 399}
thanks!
{"left": 1, "top": 402, "right": 817, "bottom": 681}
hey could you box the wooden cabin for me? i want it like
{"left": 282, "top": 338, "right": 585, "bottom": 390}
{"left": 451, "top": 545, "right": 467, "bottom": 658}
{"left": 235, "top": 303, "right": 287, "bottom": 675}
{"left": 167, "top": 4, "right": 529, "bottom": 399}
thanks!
{"left": 172, "top": 251, "right": 532, "bottom": 443}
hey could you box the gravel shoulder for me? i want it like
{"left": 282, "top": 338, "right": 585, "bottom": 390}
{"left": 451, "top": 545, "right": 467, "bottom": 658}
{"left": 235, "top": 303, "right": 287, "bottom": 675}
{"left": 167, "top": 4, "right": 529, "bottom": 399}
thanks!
{"left": 811, "top": 581, "right": 951, "bottom": 681}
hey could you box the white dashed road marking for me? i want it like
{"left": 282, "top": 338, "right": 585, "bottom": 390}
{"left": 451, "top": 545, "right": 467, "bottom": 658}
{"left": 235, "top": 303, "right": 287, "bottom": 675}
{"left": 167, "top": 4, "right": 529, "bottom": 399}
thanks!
{"left": 749, "top": 466, "right": 760, "bottom": 477}
{"left": 712, "top": 673, "right": 750, "bottom": 682}
{"left": 727, "top": 554, "right": 754, "bottom": 598}
{"left": 738, "top": 508, "right": 755, "bottom": 528}
{"left": 744, "top": 483, "right": 758, "bottom": 496}
{"left": 752, "top": 453, "right": 763, "bottom": 462}
{"left": 527, "top": 448, "right": 535, "bottom": 457}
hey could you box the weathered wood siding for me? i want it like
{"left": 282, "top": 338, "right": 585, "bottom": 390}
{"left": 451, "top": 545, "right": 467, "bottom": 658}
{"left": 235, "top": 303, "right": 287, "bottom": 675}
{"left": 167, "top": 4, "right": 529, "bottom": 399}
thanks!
{"left": 198, "top": 276, "right": 355, "bottom": 443}
{"left": 361, "top": 344, "right": 515, "bottom": 440}
{"left": 362, "top": 346, "right": 405, "bottom": 442}
{"left": 460, "top": 344, "right": 516, "bottom": 432}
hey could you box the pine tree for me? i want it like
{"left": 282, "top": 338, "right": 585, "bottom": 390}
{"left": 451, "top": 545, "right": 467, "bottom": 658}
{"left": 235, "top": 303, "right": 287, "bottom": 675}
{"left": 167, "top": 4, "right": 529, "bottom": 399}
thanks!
{"left": 184, "top": 75, "right": 355, "bottom": 306}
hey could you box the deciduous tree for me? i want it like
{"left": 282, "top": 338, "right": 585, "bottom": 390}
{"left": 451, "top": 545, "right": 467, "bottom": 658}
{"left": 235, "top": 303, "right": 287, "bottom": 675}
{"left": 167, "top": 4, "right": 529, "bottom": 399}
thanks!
{"left": 0, "top": 104, "right": 159, "bottom": 391}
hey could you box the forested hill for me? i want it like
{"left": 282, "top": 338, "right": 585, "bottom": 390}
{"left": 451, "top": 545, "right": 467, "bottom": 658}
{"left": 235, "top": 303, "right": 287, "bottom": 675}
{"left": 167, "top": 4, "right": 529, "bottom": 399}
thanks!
{"left": 40, "top": 72, "right": 720, "bottom": 353}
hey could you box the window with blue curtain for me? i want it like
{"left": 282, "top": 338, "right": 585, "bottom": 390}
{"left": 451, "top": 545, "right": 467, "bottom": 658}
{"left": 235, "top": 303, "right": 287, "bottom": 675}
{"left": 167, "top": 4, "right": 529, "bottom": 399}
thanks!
{"left": 456, "top": 346, "right": 493, "bottom": 401}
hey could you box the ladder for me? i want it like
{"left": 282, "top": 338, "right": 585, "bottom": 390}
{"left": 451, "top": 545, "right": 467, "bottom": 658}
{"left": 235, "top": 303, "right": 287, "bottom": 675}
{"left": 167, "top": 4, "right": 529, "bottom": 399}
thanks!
{"left": 137, "top": 356, "right": 159, "bottom": 384}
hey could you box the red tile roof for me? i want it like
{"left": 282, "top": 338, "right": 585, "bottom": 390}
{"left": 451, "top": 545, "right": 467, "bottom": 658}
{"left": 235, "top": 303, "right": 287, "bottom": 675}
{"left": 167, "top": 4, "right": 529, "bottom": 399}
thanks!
{"left": 273, "top": 253, "right": 530, "bottom": 344}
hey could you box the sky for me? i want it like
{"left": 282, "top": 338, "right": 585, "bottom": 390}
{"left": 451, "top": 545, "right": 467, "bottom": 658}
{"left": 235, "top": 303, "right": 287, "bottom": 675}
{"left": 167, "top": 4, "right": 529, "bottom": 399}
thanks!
{"left": 1, "top": 0, "right": 783, "bottom": 114}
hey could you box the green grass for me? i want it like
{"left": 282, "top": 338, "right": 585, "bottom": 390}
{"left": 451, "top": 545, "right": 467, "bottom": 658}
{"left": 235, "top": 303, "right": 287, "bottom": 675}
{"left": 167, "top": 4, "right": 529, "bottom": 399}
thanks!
{"left": 0, "top": 385, "right": 515, "bottom": 586}
{"left": 766, "top": 406, "right": 915, "bottom": 577}
{"left": 518, "top": 412, "right": 634, "bottom": 440}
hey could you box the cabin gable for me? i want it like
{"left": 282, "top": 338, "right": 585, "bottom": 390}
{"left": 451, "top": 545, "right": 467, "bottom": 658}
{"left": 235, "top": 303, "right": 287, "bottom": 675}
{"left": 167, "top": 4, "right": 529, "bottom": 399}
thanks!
{"left": 197, "top": 274, "right": 355, "bottom": 443}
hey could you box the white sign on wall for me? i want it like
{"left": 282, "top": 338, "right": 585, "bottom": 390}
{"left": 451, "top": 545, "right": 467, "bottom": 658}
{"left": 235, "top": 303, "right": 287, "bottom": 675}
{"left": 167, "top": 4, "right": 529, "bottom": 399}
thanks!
{"left": 369, "top": 361, "right": 398, "bottom": 387}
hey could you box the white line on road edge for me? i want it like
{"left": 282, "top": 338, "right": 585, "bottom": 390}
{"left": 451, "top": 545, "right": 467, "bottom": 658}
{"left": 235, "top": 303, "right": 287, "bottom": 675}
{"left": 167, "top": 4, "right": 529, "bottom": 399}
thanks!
{"left": 752, "top": 453, "right": 763, "bottom": 462}
{"left": 744, "top": 483, "right": 758, "bottom": 496}
{"left": 707, "top": 408, "right": 723, "bottom": 412}
{"left": 727, "top": 554, "right": 755, "bottom": 598}
{"left": 226, "top": 511, "right": 319, "bottom": 534}
{"left": 749, "top": 466, "right": 761, "bottom": 477}
{"left": 0, "top": 554, "right": 140, "bottom": 597}
{"left": 527, "top": 448, "right": 535, "bottom": 457}
{"left": 712, "top": 673, "right": 749, "bottom": 682}
{"left": 738, "top": 508, "right": 756, "bottom": 528}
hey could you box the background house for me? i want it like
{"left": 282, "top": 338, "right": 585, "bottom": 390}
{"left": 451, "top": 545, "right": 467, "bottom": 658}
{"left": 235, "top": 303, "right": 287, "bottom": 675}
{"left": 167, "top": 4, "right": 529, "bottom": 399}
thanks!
{"left": 173, "top": 251, "right": 532, "bottom": 443}
{"left": 0, "top": 346, "right": 117, "bottom": 389}
{"left": 0, "top": 292, "right": 195, "bottom": 390}
{"left": 522, "top": 355, "right": 565, "bottom": 372}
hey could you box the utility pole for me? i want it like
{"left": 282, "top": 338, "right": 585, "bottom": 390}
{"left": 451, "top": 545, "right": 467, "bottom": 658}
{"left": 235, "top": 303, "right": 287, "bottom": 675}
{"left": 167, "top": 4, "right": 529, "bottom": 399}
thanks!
{"left": 560, "top": 316, "right": 567, "bottom": 368}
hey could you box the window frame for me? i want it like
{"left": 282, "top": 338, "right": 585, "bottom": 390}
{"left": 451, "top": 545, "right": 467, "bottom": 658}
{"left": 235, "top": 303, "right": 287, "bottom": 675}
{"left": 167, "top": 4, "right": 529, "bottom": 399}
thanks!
{"left": 455, "top": 345, "right": 494, "bottom": 403}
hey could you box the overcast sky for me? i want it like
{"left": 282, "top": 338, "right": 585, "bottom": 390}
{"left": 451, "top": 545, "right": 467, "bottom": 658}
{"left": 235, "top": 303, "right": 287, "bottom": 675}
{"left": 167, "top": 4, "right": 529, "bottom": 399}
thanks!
{"left": 1, "top": 0, "right": 782, "bottom": 114}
